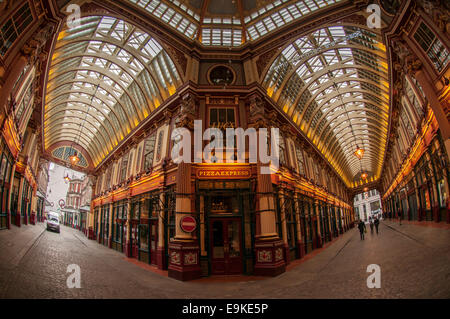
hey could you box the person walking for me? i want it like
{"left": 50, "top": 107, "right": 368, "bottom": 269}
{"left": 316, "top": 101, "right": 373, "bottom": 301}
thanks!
{"left": 398, "top": 210, "right": 402, "bottom": 225}
{"left": 358, "top": 220, "right": 366, "bottom": 240}
{"left": 374, "top": 218, "right": 379, "bottom": 235}
{"left": 369, "top": 218, "right": 374, "bottom": 234}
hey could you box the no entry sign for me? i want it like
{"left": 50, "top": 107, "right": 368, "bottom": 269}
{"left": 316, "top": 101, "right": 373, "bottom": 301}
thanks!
{"left": 180, "top": 216, "right": 197, "bottom": 233}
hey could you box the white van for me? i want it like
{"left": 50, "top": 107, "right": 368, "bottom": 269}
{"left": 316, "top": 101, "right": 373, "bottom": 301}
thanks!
{"left": 46, "top": 212, "right": 60, "bottom": 233}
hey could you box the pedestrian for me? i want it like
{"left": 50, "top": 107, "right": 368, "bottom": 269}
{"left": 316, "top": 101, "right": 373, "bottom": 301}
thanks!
{"left": 369, "top": 218, "right": 374, "bottom": 234}
{"left": 398, "top": 210, "right": 402, "bottom": 225}
{"left": 358, "top": 220, "right": 366, "bottom": 240}
{"left": 374, "top": 218, "right": 379, "bottom": 235}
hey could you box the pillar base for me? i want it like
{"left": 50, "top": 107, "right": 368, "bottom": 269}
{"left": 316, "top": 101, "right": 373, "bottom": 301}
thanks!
{"left": 447, "top": 200, "right": 450, "bottom": 224}
{"left": 283, "top": 243, "right": 290, "bottom": 265}
{"left": 124, "top": 241, "right": 132, "bottom": 258}
{"left": 296, "top": 240, "right": 305, "bottom": 259}
{"left": 156, "top": 247, "right": 167, "bottom": 270}
{"left": 313, "top": 236, "right": 322, "bottom": 249}
{"left": 432, "top": 205, "right": 440, "bottom": 222}
{"left": 168, "top": 241, "right": 201, "bottom": 281}
{"left": 253, "top": 239, "right": 286, "bottom": 277}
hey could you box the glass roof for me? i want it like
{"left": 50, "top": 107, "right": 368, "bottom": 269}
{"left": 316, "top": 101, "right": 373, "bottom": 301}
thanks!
{"left": 45, "top": 16, "right": 181, "bottom": 167}
{"left": 125, "top": 0, "right": 342, "bottom": 46}
{"left": 263, "top": 25, "right": 389, "bottom": 187}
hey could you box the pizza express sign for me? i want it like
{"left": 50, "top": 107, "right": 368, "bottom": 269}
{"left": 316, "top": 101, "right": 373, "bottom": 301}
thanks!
{"left": 197, "top": 168, "right": 251, "bottom": 179}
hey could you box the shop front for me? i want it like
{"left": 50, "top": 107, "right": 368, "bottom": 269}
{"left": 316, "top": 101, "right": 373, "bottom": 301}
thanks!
{"left": 111, "top": 200, "right": 127, "bottom": 252}
{"left": 197, "top": 178, "right": 254, "bottom": 276}
{"left": 0, "top": 140, "right": 14, "bottom": 230}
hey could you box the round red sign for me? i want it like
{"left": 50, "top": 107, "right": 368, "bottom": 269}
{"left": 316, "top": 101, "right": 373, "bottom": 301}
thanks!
{"left": 180, "top": 216, "right": 197, "bottom": 233}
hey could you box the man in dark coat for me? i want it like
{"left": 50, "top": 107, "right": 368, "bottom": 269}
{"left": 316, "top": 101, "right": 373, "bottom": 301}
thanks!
{"left": 358, "top": 220, "right": 366, "bottom": 240}
{"left": 374, "top": 218, "right": 380, "bottom": 235}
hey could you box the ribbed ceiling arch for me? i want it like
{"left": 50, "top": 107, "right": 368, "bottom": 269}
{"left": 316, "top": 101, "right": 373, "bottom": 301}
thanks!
{"left": 263, "top": 24, "right": 390, "bottom": 187}
{"left": 44, "top": 15, "right": 182, "bottom": 167}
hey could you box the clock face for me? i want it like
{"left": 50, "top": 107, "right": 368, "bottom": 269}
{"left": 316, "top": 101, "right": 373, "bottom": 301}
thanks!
{"left": 209, "top": 65, "right": 235, "bottom": 85}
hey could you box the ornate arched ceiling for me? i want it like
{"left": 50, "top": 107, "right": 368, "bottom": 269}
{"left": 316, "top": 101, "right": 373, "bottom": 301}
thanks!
{"left": 123, "top": 0, "right": 343, "bottom": 46}
{"left": 44, "top": 15, "right": 182, "bottom": 168}
{"left": 262, "top": 24, "right": 390, "bottom": 187}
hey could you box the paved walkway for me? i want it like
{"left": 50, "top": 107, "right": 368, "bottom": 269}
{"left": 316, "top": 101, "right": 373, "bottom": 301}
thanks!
{"left": 0, "top": 220, "right": 449, "bottom": 298}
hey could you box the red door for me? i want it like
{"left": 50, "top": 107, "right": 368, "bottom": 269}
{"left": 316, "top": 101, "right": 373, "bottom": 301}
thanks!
{"left": 131, "top": 220, "right": 139, "bottom": 258}
{"left": 210, "top": 218, "right": 242, "bottom": 275}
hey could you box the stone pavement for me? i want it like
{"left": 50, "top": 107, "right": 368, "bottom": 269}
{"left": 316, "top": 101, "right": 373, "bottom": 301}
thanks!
{"left": 0, "top": 220, "right": 449, "bottom": 299}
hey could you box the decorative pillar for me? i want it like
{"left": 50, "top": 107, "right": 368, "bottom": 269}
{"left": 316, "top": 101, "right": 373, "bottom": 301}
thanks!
{"left": 124, "top": 197, "right": 132, "bottom": 257}
{"left": 294, "top": 193, "right": 305, "bottom": 259}
{"left": 168, "top": 162, "right": 201, "bottom": 281}
{"left": 279, "top": 186, "right": 289, "bottom": 264}
{"left": 426, "top": 152, "right": 440, "bottom": 222}
{"left": 168, "top": 92, "right": 201, "bottom": 281}
{"left": 108, "top": 202, "right": 113, "bottom": 248}
{"left": 156, "top": 191, "right": 166, "bottom": 270}
{"left": 253, "top": 162, "right": 286, "bottom": 276}
{"left": 313, "top": 199, "right": 323, "bottom": 249}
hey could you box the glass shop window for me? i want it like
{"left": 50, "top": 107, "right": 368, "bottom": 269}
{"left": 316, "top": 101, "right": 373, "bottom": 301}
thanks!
{"left": 286, "top": 195, "right": 297, "bottom": 249}
{"left": 414, "top": 22, "right": 449, "bottom": 72}
{"left": 210, "top": 194, "right": 239, "bottom": 214}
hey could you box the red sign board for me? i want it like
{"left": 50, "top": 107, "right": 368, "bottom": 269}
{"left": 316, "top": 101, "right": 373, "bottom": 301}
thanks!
{"left": 180, "top": 216, "right": 197, "bottom": 233}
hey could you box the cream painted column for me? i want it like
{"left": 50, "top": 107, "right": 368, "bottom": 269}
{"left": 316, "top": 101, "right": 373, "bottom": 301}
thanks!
{"left": 314, "top": 199, "right": 322, "bottom": 248}
{"left": 279, "top": 188, "right": 288, "bottom": 245}
{"left": 108, "top": 202, "right": 113, "bottom": 247}
{"left": 294, "top": 192, "right": 304, "bottom": 257}
{"left": 174, "top": 162, "right": 194, "bottom": 241}
{"left": 199, "top": 195, "right": 206, "bottom": 256}
{"left": 294, "top": 193, "right": 302, "bottom": 244}
{"left": 158, "top": 192, "right": 165, "bottom": 250}
{"left": 125, "top": 197, "right": 131, "bottom": 257}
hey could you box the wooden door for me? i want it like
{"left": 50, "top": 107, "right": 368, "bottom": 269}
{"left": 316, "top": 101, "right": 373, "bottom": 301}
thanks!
{"left": 210, "top": 218, "right": 242, "bottom": 275}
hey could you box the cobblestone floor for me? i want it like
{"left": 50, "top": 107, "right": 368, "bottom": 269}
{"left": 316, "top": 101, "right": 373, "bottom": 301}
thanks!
{"left": 0, "top": 220, "right": 449, "bottom": 299}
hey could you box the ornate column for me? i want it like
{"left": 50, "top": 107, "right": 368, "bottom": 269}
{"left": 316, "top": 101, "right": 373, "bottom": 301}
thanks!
{"left": 425, "top": 152, "right": 440, "bottom": 222}
{"left": 294, "top": 192, "right": 305, "bottom": 258}
{"left": 248, "top": 94, "right": 285, "bottom": 276}
{"left": 108, "top": 202, "right": 113, "bottom": 248}
{"left": 313, "top": 199, "right": 323, "bottom": 249}
{"left": 278, "top": 186, "right": 289, "bottom": 264}
{"left": 168, "top": 92, "right": 201, "bottom": 281}
{"left": 124, "top": 196, "right": 132, "bottom": 257}
{"left": 157, "top": 191, "right": 166, "bottom": 269}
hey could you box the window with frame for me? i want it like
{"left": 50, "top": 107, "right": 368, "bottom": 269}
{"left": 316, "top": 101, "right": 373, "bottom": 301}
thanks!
{"left": 278, "top": 132, "right": 286, "bottom": 166}
{"left": 313, "top": 162, "right": 321, "bottom": 184}
{"left": 15, "top": 77, "right": 33, "bottom": 122}
{"left": 135, "top": 146, "right": 142, "bottom": 172}
{"left": 96, "top": 174, "right": 102, "bottom": 194}
{"left": 143, "top": 133, "right": 157, "bottom": 172}
{"left": 404, "top": 77, "right": 424, "bottom": 119}
{"left": 0, "top": 2, "right": 33, "bottom": 56}
{"left": 209, "top": 107, "right": 236, "bottom": 149}
{"left": 120, "top": 153, "right": 129, "bottom": 182}
{"left": 414, "top": 22, "right": 449, "bottom": 72}
{"left": 295, "top": 144, "right": 305, "bottom": 175}
{"left": 104, "top": 166, "right": 112, "bottom": 190}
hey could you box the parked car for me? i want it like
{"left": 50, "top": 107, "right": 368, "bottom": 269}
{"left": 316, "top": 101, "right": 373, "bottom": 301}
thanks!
{"left": 46, "top": 212, "right": 60, "bottom": 233}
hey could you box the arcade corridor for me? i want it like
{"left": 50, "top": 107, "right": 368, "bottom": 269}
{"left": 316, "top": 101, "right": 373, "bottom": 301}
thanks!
{"left": 1, "top": 220, "right": 449, "bottom": 298}
{"left": 0, "top": 0, "right": 449, "bottom": 300}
